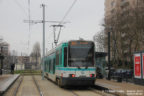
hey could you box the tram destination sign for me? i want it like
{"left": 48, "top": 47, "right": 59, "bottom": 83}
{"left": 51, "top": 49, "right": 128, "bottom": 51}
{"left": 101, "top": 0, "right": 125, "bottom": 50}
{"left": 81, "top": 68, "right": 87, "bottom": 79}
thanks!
{"left": 70, "top": 41, "right": 93, "bottom": 46}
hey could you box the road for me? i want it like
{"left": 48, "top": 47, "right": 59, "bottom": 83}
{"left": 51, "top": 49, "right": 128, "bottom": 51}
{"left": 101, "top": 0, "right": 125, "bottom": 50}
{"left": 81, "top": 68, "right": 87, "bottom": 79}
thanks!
{"left": 4, "top": 75, "right": 113, "bottom": 96}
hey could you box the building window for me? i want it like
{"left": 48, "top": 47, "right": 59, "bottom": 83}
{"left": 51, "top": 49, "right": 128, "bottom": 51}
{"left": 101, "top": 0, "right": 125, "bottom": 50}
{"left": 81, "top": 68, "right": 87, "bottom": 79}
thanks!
{"left": 111, "top": 1, "right": 116, "bottom": 7}
{"left": 121, "top": 0, "right": 125, "bottom": 2}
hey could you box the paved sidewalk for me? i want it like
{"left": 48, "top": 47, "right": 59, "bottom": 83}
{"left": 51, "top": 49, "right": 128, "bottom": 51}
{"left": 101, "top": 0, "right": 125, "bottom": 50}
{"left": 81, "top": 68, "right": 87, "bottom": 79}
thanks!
{"left": 0, "top": 74, "right": 20, "bottom": 94}
{"left": 95, "top": 79, "right": 144, "bottom": 96}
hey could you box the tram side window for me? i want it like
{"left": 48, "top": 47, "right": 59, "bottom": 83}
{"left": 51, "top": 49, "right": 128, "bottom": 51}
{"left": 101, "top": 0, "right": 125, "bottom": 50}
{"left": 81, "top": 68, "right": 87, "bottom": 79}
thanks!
{"left": 64, "top": 47, "right": 67, "bottom": 67}
{"left": 49, "top": 60, "right": 51, "bottom": 72}
{"left": 53, "top": 58, "right": 55, "bottom": 73}
{"left": 56, "top": 50, "right": 59, "bottom": 65}
{"left": 51, "top": 60, "right": 53, "bottom": 72}
{"left": 59, "top": 49, "right": 62, "bottom": 65}
{"left": 46, "top": 61, "right": 47, "bottom": 72}
{"left": 44, "top": 61, "right": 47, "bottom": 71}
{"left": 47, "top": 61, "right": 49, "bottom": 71}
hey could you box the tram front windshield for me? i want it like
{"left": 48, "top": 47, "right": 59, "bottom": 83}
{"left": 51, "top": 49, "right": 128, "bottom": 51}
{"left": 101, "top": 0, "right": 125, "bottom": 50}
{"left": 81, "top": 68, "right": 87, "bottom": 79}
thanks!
{"left": 68, "top": 41, "right": 94, "bottom": 67}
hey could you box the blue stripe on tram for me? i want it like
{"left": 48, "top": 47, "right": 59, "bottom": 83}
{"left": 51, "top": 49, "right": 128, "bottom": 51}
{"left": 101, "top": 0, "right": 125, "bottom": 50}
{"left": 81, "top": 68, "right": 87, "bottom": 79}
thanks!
{"left": 56, "top": 67, "right": 95, "bottom": 71}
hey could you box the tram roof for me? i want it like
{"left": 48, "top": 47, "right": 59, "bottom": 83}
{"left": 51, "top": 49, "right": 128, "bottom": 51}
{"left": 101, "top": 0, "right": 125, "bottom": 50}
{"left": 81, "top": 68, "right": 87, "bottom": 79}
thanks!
{"left": 45, "top": 42, "right": 68, "bottom": 56}
{"left": 45, "top": 40, "right": 94, "bottom": 56}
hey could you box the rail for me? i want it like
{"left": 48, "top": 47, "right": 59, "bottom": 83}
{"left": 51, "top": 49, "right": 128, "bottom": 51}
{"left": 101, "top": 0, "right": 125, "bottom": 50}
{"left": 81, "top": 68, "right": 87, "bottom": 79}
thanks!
{"left": 32, "top": 75, "right": 44, "bottom": 96}
{"left": 13, "top": 76, "right": 23, "bottom": 96}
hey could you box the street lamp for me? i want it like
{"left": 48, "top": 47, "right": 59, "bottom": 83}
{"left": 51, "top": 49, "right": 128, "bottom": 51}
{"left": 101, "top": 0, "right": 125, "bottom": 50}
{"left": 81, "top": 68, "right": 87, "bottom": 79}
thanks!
{"left": 103, "top": 24, "right": 112, "bottom": 80}
{"left": 107, "top": 30, "right": 111, "bottom": 80}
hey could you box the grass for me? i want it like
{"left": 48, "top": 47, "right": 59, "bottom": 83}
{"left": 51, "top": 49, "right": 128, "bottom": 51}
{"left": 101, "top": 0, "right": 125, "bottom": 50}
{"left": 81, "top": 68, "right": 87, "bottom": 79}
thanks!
{"left": 14, "top": 70, "right": 41, "bottom": 75}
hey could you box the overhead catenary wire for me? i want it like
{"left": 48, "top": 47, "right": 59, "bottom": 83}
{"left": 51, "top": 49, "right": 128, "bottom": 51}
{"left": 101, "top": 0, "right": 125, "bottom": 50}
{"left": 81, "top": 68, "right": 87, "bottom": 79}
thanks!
{"left": 13, "top": 0, "right": 28, "bottom": 17}
{"left": 59, "top": 0, "right": 77, "bottom": 25}
{"left": 13, "top": 0, "right": 30, "bottom": 55}
{"left": 55, "top": 0, "right": 77, "bottom": 45}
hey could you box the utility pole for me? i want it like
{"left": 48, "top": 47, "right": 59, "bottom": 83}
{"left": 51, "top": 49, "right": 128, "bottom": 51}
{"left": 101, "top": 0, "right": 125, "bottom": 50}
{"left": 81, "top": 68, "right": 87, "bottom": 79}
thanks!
{"left": 42, "top": 4, "right": 45, "bottom": 80}
{"left": 21, "top": 52, "right": 22, "bottom": 70}
{"left": 24, "top": 4, "right": 69, "bottom": 80}
{"left": 108, "top": 31, "right": 111, "bottom": 80}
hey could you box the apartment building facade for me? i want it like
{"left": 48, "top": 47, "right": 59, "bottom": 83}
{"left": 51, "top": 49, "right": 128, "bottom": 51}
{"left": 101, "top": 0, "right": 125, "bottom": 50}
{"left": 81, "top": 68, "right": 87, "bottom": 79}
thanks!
{"left": 104, "top": 0, "right": 144, "bottom": 67}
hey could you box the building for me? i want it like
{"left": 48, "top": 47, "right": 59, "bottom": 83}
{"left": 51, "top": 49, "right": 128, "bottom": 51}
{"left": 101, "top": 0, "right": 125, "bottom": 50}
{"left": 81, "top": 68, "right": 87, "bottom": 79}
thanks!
{"left": 22, "top": 56, "right": 31, "bottom": 69}
{"left": 104, "top": 0, "right": 144, "bottom": 68}
{"left": 30, "top": 56, "right": 41, "bottom": 70}
{"left": 0, "top": 42, "right": 10, "bottom": 56}
{"left": 15, "top": 56, "right": 25, "bottom": 70}
{"left": 105, "top": 0, "right": 144, "bottom": 25}
{"left": 0, "top": 41, "right": 10, "bottom": 70}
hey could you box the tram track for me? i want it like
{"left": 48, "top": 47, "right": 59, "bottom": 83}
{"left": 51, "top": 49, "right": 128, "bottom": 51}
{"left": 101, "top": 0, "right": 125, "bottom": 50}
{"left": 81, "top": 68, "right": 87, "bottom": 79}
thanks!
{"left": 68, "top": 86, "right": 117, "bottom": 96}
{"left": 67, "top": 87, "right": 110, "bottom": 96}
{"left": 4, "top": 76, "right": 43, "bottom": 96}
{"left": 89, "top": 88, "right": 115, "bottom": 96}
{"left": 32, "top": 75, "right": 44, "bottom": 96}
{"left": 13, "top": 76, "right": 24, "bottom": 96}
{"left": 3, "top": 76, "right": 23, "bottom": 96}
{"left": 70, "top": 90, "right": 80, "bottom": 96}
{"left": 90, "top": 85, "right": 121, "bottom": 96}
{"left": 4, "top": 75, "right": 118, "bottom": 96}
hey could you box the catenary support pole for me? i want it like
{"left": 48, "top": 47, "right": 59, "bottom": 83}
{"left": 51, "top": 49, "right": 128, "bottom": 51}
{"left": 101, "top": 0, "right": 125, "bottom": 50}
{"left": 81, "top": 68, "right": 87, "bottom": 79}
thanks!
{"left": 24, "top": 4, "right": 68, "bottom": 80}
{"left": 42, "top": 4, "right": 45, "bottom": 80}
{"left": 108, "top": 31, "right": 111, "bottom": 80}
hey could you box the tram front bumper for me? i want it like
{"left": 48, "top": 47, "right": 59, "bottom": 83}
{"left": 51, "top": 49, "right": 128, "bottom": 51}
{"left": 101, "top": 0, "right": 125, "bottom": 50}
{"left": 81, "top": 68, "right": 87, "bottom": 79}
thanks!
{"left": 61, "top": 77, "right": 96, "bottom": 86}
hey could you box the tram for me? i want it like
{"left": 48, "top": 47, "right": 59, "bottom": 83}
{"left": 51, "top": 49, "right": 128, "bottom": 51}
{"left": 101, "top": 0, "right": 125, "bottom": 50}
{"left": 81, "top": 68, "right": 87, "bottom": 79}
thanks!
{"left": 44, "top": 40, "right": 96, "bottom": 87}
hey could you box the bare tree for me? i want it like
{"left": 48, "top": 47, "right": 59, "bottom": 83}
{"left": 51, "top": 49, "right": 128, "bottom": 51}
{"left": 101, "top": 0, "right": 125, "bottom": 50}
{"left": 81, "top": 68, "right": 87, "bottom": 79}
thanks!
{"left": 30, "top": 42, "right": 41, "bottom": 69}
{"left": 104, "top": 0, "right": 144, "bottom": 68}
{"left": 93, "top": 30, "right": 105, "bottom": 52}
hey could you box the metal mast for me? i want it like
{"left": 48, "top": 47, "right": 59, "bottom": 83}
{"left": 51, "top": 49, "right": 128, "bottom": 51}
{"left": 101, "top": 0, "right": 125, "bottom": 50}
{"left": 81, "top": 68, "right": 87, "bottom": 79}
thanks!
{"left": 24, "top": 4, "right": 69, "bottom": 80}
{"left": 42, "top": 4, "right": 45, "bottom": 80}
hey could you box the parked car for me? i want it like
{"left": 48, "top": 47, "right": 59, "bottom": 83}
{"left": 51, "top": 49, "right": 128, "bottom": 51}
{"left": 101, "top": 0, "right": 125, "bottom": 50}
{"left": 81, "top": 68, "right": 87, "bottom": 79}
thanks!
{"left": 104, "top": 67, "right": 115, "bottom": 79}
{"left": 124, "top": 69, "right": 133, "bottom": 79}
{"left": 112, "top": 69, "right": 133, "bottom": 79}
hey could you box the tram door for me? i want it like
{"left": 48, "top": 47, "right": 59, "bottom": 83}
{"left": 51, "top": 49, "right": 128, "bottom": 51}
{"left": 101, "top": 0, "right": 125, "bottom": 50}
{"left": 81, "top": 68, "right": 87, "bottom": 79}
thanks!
{"left": 64, "top": 47, "right": 67, "bottom": 67}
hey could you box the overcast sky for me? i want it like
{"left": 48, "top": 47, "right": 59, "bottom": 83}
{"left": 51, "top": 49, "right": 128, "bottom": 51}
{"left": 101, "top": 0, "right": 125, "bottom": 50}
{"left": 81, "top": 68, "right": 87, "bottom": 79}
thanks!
{"left": 0, "top": 0, "right": 105, "bottom": 55}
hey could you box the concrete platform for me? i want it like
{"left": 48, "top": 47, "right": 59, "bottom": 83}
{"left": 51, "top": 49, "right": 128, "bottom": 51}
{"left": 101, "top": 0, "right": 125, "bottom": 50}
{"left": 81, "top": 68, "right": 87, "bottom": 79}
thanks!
{"left": 0, "top": 74, "right": 20, "bottom": 94}
{"left": 95, "top": 79, "right": 144, "bottom": 96}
